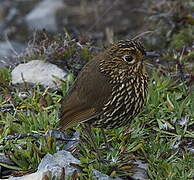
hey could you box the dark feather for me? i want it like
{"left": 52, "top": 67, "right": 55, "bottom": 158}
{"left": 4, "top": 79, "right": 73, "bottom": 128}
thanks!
{"left": 59, "top": 55, "right": 112, "bottom": 130}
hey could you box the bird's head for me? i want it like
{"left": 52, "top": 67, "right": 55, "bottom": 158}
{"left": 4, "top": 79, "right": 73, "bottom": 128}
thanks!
{"left": 104, "top": 39, "right": 158, "bottom": 73}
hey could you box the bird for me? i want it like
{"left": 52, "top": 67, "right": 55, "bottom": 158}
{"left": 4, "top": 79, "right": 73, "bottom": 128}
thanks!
{"left": 59, "top": 39, "right": 156, "bottom": 131}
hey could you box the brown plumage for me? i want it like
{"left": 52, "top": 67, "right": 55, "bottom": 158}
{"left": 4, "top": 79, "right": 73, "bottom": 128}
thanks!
{"left": 60, "top": 39, "right": 149, "bottom": 130}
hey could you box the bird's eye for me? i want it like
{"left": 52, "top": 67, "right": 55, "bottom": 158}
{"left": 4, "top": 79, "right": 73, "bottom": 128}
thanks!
{"left": 123, "top": 55, "right": 134, "bottom": 63}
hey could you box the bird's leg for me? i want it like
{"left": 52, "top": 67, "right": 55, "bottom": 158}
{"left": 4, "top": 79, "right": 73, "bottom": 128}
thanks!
{"left": 101, "top": 129, "right": 110, "bottom": 150}
{"left": 85, "top": 124, "right": 98, "bottom": 150}
{"left": 83, "top": 124, "right": 102, "bottom": 160}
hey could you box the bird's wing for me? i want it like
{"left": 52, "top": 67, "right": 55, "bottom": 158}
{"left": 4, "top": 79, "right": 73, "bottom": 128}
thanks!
{"left": 59, "top": 58, "right": 112, "bottom": 130}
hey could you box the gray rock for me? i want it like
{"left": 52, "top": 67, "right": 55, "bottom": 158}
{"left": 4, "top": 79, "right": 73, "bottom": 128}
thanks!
{"left": 131, "top": 160, "right": 148, "bottom": 180}
{"left": 0, "top": 153, "right": 14, "bottom": 166}
{"left": 6, "top": 150, "right": 80, "bottom": 180}
{"left": 38, "top": 150, "right": 80, "bottom": 177}
{"left": 7, "top": 171, "right": 51, "bottom": 180}
{"left": 0, "top": 41, "right": 25, "bottom": 68}
{"left": 0, "top": 41, "right": 24, "bottom": 58}
{"left": 25, "top": 0, "right": 65, "bottom": 32}
{"left": 11, "top": 60, "right": 67, "bottom": 89}
{"left": 93, "top": 169, "right": 123, "bottom": 180}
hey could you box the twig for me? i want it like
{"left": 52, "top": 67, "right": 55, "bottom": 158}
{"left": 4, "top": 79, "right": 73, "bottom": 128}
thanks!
{"left": 2, "top": 131, "right": 78, "bottom": 144}
{"left": 174, "top": 47, "right": 187, "bottom": 92}
{"left": 4, "top": 32, "right": 19, "bottom": 56}
{"left": 132, "top": 31, "right": 155, "bottom": 41}
{"left": 177, "top": 47, "right": 186, "bottom": 82}
{"left": 3, "top": 132, "right": 43, "bottom": 141}
{"left": 0, "top": 105, "right": 14, "bottom": 113}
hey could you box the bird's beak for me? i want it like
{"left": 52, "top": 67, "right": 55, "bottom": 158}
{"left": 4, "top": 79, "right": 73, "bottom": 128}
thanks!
{"left": 145, "top": 51, "right": 160, "bottom": 58}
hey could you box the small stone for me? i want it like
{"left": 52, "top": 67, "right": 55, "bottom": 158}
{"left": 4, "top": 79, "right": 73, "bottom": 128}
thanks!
{"left": 92, "top": 169, "right": 122, "bottom": 180}
{"left": 11, "top": 60, "right": 67, "bottom": 89}
{"left": 131, "top": 160, "right": 148, "bottom": 180}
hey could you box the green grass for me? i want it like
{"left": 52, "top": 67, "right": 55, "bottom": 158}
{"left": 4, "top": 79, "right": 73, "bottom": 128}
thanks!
{"left": 0, "top": 65, "right": 194, "bottom": 179}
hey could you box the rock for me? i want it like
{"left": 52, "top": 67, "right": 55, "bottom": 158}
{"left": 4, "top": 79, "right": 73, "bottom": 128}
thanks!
{"left": 6, "top": 150, "right": 80, "bottom": 180}
{"left": 92, "top": 169, "right": 123, "bottom": 180}
{"left": 0, "top": 41, "right": 15, "bottom": 58}
{"left": 0, "top": 41, "right": 25, "bottom": 68}
{"left": 11, "top": 60, "right": 67, "bottom": 89}
{"left": 131, "top": 160, "right": 148, "bottom": 180}
{"left": 7, "top": 171, "right": 51, "bottom": 180}
{"left": 25, "top": 0, "right": 65, "bottom": 32}
{"left": 0, "top": 153, "right": 15, "bottom": 166}
{"left": 38, "top": 150, "right": 80, "bottom": 177}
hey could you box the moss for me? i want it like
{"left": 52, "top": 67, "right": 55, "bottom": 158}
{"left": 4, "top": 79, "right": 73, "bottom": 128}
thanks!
{"left": 80, "top": 48, "right": 93, "bottom": 61}
{"left": 0, "top": 68, "right": 11, "bottom": 87}
{"left": 170, "top": 27, "right": 194, "bottom": 50}
{"left": 187, "top": 50, "right": 194, "bottom": 60}
{"left": 64, "top": 46, "right": 76, "bottom": 59}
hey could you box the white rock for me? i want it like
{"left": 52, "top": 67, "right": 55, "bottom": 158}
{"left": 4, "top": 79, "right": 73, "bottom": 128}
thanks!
{"left": 11, "top": 60, "right": 67, "bottom": 88}
{"left": 25, "top": 0, "right": 65, "bottom": 32}
{"left": 7, "top": 171, "right": 51, "bottom": 180}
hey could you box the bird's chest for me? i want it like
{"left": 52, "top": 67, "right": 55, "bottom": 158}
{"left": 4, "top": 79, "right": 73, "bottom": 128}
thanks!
{"left": 93, "top": 76, "right": 147, "bottom": 129}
